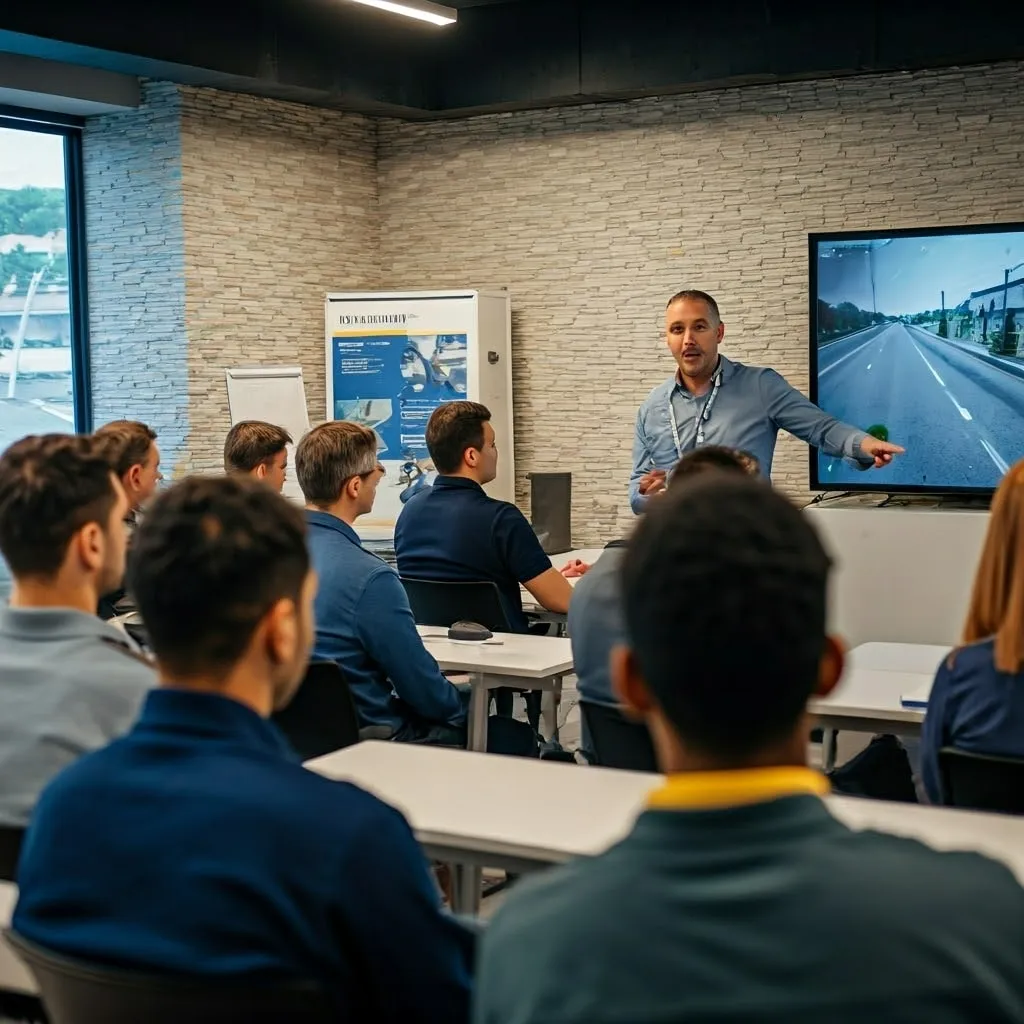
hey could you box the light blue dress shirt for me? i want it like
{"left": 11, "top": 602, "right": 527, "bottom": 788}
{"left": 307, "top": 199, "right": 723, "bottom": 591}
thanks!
{"left": 629, "top": 355, "right": 870, "bottom": 513}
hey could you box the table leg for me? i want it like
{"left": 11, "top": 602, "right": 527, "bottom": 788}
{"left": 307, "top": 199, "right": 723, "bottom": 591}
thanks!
{"left": 541, "top": 677, "right": 561, "bottom": 741}
{"left": 821, "top": 727, "right": 837, "bottom": 772}
{"left": 466, "top": 674, "right": 489, "bottom": 752}
{"left": 451, "top": 864, "right": 482, "bottom": 916}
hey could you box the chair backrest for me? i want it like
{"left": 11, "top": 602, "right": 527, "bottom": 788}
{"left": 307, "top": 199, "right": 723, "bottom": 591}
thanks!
{"left": 400, "top": 577, "right": 512, "bottom": 633}
{"left": 938, "top": 746, "right": 1024, "bottom": 814}
{"left": 271, "top": 661, "right": 361, "bottom": 761}
{"left": 0, "top": 827, "right": 24, "bottom": 883}
{"left": 580, "top": 702, "right": 658, "bottom": 773}
{"left": 4, "top": 929, "right": 333, "bottom": 1024}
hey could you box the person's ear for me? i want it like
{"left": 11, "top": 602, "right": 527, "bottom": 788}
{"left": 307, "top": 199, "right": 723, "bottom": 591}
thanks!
{"left": 264, "top": 597, "right": 299, "bottom": 668}
{"left": 715, "top": 320, "right": 725, "bottom": 343}
{"left": 814, "top": 635, "right": 845, "bottom": 699}
{"left": 127, "top": 464, "right": 142, "bottom": 492}
{"left": 611, "top": 645, "right": 656, "bottom": 721}
{"left": 255, "top": 463, "right": 268, "bottom": 480}
{"left": 463, "top": 446, "right": 479, "bottom": 471}
{"left": 74, "top": 522, "right": 105, "bottom": 574}
{"left": 345, "top": 475, "right": 361, "bottom": 502}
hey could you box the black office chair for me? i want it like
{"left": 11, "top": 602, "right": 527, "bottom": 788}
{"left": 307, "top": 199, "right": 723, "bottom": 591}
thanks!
{"left": 4, "top": 929, "right": 334, "bottom": 1024}
{"left": 400, "top": 578, "right": 512, "bottom": 632}
{"left": 938, "top": 747, "right": 1024, "bottom": 814}
{"left": 272, "top": 661, "right": 390, "bottom": 762}
{"left": 580, "top": 702, "right": 658, "bottom": 773}
{"left": 0, "top": 826, "right": 24, "bottom": 882}
{"left": 400, "top": 577, "right": 539, "bottom": 723}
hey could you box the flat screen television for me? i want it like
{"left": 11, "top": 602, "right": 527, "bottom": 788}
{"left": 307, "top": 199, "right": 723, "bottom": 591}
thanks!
{"left": 809, "top": 222, "right": 1024, "bottom": 496}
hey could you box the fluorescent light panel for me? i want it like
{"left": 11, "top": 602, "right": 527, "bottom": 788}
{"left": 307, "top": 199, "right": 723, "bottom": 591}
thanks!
{"left": 344, "top": 0, "right": 457, "bottom": 26}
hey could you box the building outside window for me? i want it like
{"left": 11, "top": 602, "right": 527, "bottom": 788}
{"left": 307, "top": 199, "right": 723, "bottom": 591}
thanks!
{"left": 0, "top": 114, "right": 90, "bottom": 598}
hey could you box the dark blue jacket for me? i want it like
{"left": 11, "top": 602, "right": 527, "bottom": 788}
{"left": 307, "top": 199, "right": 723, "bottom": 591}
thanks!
{"left": 305, "top": 511, "right": 465, "bottom": 734}
{"left": 922, "top": 638, "right": 1024, "bottom": 803}
{"left": 13, "top": 689, "right": 474, "bottom": 1022}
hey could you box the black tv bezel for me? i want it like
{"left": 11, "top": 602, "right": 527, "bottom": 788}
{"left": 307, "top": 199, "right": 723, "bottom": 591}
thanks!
{"left": 808, "top": 220, "right": 1024, "bottom": 498}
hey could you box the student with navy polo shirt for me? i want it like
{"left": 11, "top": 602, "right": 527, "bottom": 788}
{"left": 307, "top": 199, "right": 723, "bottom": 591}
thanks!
{"left": 395, "top": 401, "right": 586, "bottom": 633}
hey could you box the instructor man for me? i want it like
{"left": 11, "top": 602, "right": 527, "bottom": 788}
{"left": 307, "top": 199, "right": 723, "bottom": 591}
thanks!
{"left": 630, "top": 290, "right": 904, "bottom": 513}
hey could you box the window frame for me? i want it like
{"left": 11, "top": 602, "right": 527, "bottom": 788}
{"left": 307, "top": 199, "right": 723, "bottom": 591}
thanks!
{"left": 0, "top": 107, "right": 91, "bottom": 434}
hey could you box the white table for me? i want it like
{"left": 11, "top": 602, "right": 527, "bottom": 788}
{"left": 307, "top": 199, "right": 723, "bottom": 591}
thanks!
{"left": 417, "top": 626, "right": 573, "bottom": 752}
{"left": 809, "top": 641, "right": 949, "bottom": 770}
{"left": 0, "top": 882, "right": 36, "bottom": 996}
{"left": 307, "top": 741, "right": 1024, "bottom": 914}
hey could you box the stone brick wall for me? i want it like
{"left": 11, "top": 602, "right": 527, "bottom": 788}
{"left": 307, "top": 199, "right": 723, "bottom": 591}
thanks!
{"left": 377, "top": 62, "right": 1024, "bottom": 543}
{"left": 179, "top": 87, "right": 380, "bottom": 474}
{"left": 82, "top": 62, "right": 1024, "bottom": 542}
{"left": 83, "top": 80, "right": 190, "bottom": 475}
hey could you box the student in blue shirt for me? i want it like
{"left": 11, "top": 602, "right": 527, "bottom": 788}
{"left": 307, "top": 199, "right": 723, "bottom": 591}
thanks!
{"left": 629, "top": 289, "right": 904, "bottom": 513}
{"left": 296, "top": 420, "right": 535, "bottom": 754}
{"left": 14, "top": 475, "right": 474, "bottom": 1022}
{"left": 395, "top": 401, "right": 587, "bottom": 634}
{"left": 922, "top": 458, "right": 1024, "bottom": 803}
{"left": 476, "top": 475, "right": 1024, "bottom": 1024}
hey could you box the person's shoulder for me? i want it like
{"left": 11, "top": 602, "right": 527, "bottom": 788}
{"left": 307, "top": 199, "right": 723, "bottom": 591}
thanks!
{"left": 943, "top": 637, "right": 997, "bottom": 675}
{"left": 824, "top": 819, "right": 1024, "bottom": 919}
{"left": 570, "top": 548, "right": 623, "bottom": 602}
{"left": 82, "top": 628, "right": 156, "bottom": 689}
{"left": 484, "top": 851, "right": 625, "bottom": 960}
{"left": 284, "top": 769, "right": 415, "bottom": 845}
{"left": 640, "top": 376, "right": 675, "bottom": 404}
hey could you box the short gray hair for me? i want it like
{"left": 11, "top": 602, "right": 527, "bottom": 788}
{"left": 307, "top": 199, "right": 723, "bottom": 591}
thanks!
{"left": 295, "top": 421, "right": 376, "bottom": 507}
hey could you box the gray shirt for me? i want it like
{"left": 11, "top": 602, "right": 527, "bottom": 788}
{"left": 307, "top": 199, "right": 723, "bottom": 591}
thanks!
{"left": 0, "top": 607, "right": 154, "bottom": 827}
{"left": 567, "top": 545, "right": 626, "bottom": 708}
{"left": 630, "top": 354, "right": 869, "bottom": 513}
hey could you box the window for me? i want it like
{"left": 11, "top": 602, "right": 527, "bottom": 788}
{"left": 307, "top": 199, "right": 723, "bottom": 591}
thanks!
{"left": 0, "top": 112, "right": 90, "bottom": 598}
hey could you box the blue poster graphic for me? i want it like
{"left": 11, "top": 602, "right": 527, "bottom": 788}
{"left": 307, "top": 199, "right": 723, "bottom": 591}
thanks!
{"left": 332, "top": 332, "right": 468, "bottom": 465}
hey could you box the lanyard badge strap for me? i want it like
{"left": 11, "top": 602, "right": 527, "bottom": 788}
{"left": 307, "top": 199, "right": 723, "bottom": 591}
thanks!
{"left": 668, "top": 366, "right": 722, "bottom": 456}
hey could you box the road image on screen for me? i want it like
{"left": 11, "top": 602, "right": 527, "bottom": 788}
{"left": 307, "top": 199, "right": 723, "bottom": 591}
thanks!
{"left": 812, "top": 226, "right": 1024, "bottom": 492}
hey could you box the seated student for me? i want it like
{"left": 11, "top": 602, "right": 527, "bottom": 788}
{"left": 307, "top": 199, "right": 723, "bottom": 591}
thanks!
{"left": 297, "top": 420, "right": 534, "bottom": 754}
{"left": 475, "top": 476, "right": 1024, "bottom": 1024}
{"left": 395, "top": 401, "right": 586, "bottom": 633}
{"left": 93, "top": 419, "right": 162, "bottom": 525}
{"left": 571, "top": 445, "right": 755, "bottom": 711}
{"left": 922, "top": 458, "right": 1024, "bottom": 804}
{"left": 13, "top": 476, "right": 474, "bottom": 1022}
{"left": 93, "top": 419, "right": 162, "bottom": 618}
{"left": 224, "top": 419, "right": 292, "bottom": 493}
{"left": 0, "top": 434, "right": 153, "bottom": 828}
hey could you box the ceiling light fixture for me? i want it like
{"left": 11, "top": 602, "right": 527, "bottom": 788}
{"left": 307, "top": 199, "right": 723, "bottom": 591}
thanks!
{"left": 344, "top": 0, "right": 457, "bottom": 27}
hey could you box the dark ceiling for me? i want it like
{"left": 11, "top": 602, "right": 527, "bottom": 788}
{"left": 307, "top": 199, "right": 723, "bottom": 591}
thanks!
{"left": 1, "top": 0, "right": 1024, "bottom": 119}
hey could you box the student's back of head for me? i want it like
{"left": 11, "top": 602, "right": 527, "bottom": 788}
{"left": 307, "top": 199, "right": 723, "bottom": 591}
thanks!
{"left": 94, "top": 419, "right": 161, "bottom": 512}
{"left": 129, "top": 475, "right": 313, "bottom": 709}
{"left": 223, "top": 421, "right": 293, "bottom": 493}
{"left": 619, "top": 473, "right": 833, "bottom": 764}
{"left": 0, "top": 433, "right": 128, "bottom": 606}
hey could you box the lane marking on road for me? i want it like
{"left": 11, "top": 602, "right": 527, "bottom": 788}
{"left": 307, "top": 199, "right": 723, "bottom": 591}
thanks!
{"left": 980, "top": 438, "right": 1010, "bottom": 475}
{"left": 910, "top": 340, "right": 946, "bottom": 386}
{"left": 944, "top": 391, "right": 972, "bottom": 421}
{"left": 819, "top": 333, "right": 882, "bottom": 376}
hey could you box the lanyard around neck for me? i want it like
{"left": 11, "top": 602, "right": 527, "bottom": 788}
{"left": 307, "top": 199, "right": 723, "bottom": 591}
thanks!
{"left": 668, "top": 364, "right": 723, "bottom": 458}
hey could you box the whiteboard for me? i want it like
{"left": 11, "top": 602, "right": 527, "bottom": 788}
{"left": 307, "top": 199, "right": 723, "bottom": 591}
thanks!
{"left": 225, "top": 366, "right": 311, "bottom": 503}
